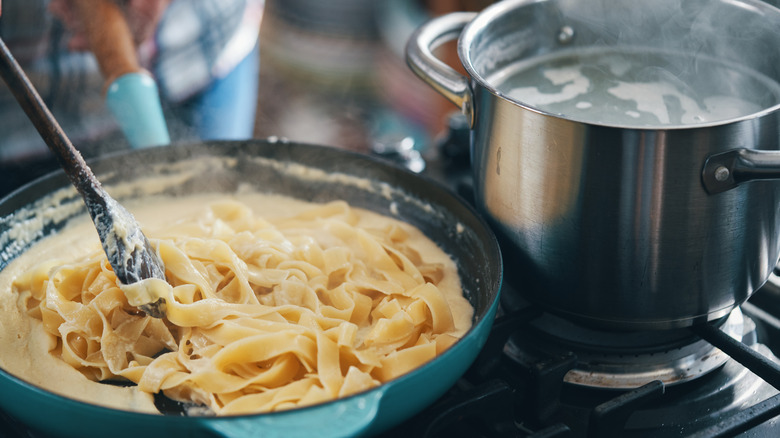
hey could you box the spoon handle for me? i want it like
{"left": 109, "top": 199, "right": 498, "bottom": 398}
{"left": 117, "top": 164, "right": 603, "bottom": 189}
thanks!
{"left": 0, "top": 37, "right": 106, "bottom": 207}
{"left": 0, "top": 36, "right": 167, "bottom": 317}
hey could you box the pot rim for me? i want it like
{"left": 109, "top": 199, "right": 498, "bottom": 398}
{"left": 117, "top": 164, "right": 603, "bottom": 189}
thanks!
{"left": 457, "top": 0, "right": 780, "bottom": 131}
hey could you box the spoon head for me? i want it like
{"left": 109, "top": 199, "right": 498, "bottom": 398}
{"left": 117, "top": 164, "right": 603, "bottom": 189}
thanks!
{"left": 91, "top": 196, "right": 167, "bottom": 318}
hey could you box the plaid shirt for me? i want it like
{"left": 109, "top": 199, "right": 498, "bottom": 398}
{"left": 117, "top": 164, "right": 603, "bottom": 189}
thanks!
{"left": 0, "top": 0, "right": 261, "bottom": 161}
{"left": 154, "top": 0, "right": 262, "bottom": 102}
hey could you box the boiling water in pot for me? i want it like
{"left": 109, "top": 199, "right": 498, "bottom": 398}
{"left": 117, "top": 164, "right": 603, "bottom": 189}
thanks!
{"left": 489, "top": 47, "right": 780, "bottom": 127}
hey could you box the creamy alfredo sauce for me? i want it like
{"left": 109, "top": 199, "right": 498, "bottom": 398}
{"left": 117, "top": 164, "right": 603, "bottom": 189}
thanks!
{"left": 0, "top": 192, "right": 472, "bottom": 413}
{"left": 490, "top": 47, "right": 780, "bottom": 127}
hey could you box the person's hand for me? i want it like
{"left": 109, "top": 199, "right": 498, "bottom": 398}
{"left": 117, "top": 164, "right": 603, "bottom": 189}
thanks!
{"left": 49, "top": 0, "right": 171, "bottom": 51}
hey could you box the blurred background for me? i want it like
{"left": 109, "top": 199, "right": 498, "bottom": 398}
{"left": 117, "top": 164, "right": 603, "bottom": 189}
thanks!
{"left": 0, "top": 0, "right": 493, "bottom": 197}
{"left": 254, "top": 0, "right": 488, "bottom": 150}
{"left": 4, "top": 0, "right": 780, "bottom": 192}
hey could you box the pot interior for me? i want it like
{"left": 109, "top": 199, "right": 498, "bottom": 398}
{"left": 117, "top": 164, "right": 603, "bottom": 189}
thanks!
{"left": 461, "top": 0, "right": 780, "bottom": 127}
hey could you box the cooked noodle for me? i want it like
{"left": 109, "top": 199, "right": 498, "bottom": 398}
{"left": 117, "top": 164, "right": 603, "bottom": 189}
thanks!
{"left": 11, "top": 198, "right": 470, "bottom": 414}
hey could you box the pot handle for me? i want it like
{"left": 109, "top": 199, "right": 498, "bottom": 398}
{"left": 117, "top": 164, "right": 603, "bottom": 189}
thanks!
{"left": 702, "top": 149, "right": 780, "bottom": 194}
{"left": 199, "top": 389, "right": 384, "bottom": 438}
{"left": 405, "top": 12, "right": 477, "bottom": 126}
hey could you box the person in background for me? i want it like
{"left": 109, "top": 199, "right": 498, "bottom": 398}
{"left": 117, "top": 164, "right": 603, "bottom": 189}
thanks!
{"left": 0, "top": 0, "right": 263, "bottom": 195}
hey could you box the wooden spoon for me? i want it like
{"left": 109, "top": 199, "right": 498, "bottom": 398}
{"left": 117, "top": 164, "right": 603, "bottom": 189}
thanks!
{"left": 0, "top": 37, "right": 166, "bottom": 318}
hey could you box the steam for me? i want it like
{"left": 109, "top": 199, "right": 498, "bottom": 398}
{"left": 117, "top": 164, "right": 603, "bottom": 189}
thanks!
{"left": 473, "top": 0, "right": 780, "bottom": 126}
{"left": 556, "top": 0, "right": 780, "bottom": 93}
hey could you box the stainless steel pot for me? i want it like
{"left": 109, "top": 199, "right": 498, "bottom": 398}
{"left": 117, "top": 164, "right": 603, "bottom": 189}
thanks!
{"left": 407, "top": 0, "right": 780, "bottom": 329}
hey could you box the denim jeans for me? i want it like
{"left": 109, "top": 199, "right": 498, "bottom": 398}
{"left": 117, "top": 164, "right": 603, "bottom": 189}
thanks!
{"left": 166, "top": 42, "right": 260, "bottom": 142}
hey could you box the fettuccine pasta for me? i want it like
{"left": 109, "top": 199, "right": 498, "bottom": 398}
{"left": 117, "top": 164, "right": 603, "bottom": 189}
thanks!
{"left": 9, "top": 196, "right": 471, "bottom": 415}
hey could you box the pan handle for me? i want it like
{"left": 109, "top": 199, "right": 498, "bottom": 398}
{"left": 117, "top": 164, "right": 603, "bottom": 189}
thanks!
{"left": 702, "top": 149, "right": 780, "bottom": 194}
{"left": 199, "top": 389, "right": 384, "bottom": 438}
{"left": 405, "top": 12, "right": 477, "bottom": 127}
